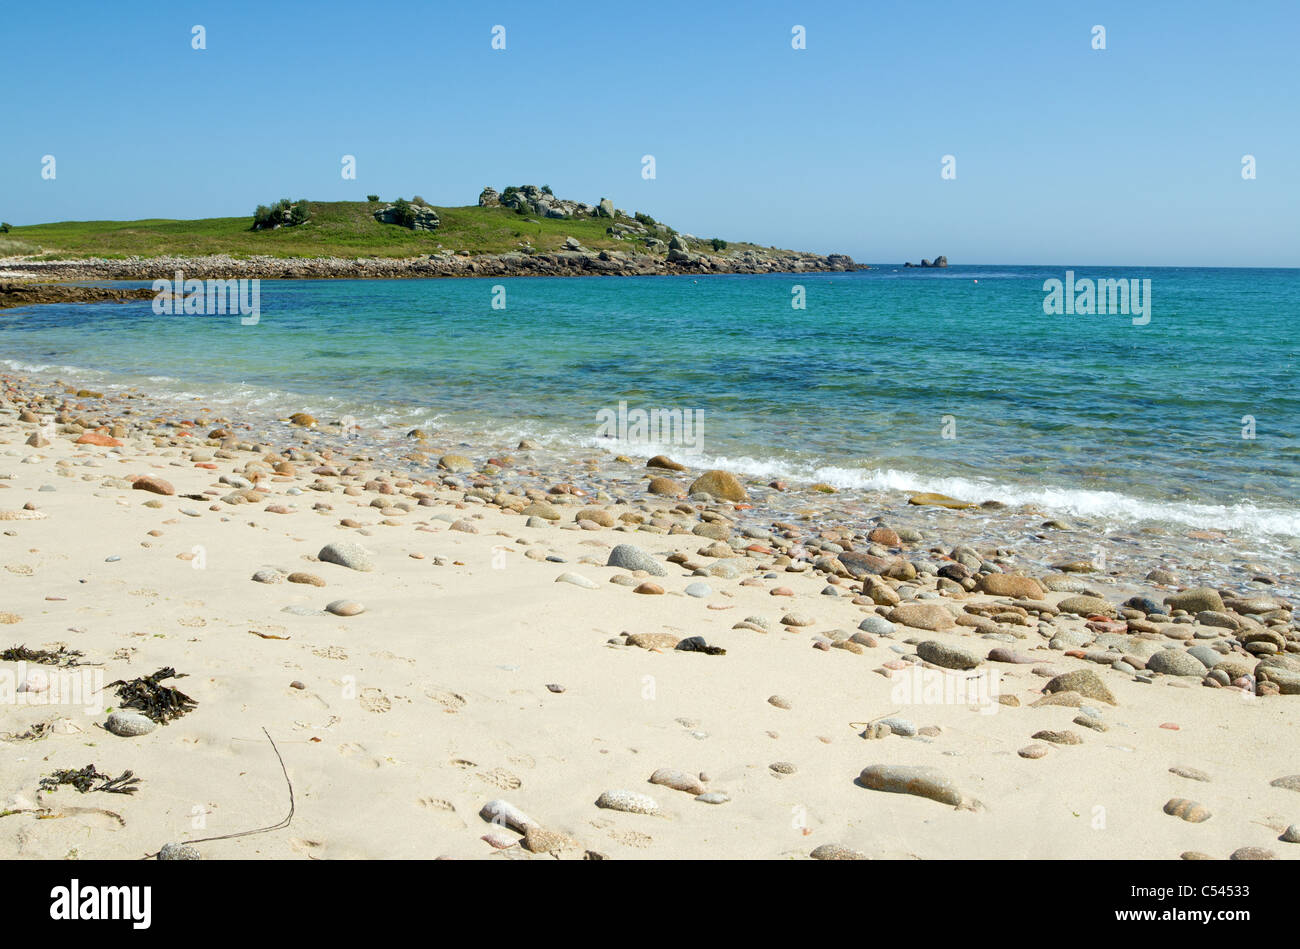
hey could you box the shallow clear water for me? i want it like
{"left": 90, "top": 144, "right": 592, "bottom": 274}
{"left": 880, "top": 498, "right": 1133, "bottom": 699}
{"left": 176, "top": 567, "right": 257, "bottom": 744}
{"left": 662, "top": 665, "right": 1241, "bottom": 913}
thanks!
{"left": 2, "top": 266, "right": 1297, "bottom": 540}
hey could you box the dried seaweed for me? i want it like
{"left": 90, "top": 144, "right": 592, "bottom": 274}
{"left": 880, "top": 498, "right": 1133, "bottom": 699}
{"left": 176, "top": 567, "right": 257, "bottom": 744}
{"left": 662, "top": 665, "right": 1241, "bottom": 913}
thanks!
{"left": 105, "top": 666, "right": 197, "bottom": 723}
{"left": 40, "top": 764, "right": 141, "bottom": 795}
{"left": 1, "top": 644, "right": 84, "bottom": 667}
{"left": 1, "top": 721, "right": 51, "bottom": 742}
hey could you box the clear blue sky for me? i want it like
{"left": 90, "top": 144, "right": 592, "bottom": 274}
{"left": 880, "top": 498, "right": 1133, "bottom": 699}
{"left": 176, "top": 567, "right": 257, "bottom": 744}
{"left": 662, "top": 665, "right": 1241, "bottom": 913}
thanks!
{"left": 3, "top": 0, "right": 1296, "bottom": 266}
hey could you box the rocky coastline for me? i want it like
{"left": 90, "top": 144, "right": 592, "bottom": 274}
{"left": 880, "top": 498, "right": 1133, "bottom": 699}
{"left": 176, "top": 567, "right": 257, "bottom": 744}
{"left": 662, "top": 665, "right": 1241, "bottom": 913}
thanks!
{"left": 0, "top": 281, "right": 157, "bottom": 310}
{"left": 0, "top": 246, "right": 861, "bottom": 287}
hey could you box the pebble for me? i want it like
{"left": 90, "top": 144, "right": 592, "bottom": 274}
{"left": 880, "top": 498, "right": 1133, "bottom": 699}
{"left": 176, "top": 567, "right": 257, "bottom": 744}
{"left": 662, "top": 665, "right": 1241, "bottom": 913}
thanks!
{"left": 684, "top": 582, "right": 712, "bottom": 598}
{"left": 555, "top": 572, "right": 598, "bottom": 589}
{"left": 607, "top": 543, "right": 666, "bottom": 576}
{"left": 1032, "top": 729, "right": 1083, "bottom": 745}
{"left": 106, "top": 709, "right": 156, "bottom": 737}
{"left": 767, "top": 694, "right": 792, "bottom": 710}
{"left": 479, "top": 799, "right": 537, "bottom": 834}
{"left": 523, "top": 827, "right": 582, "bottom": 854}
{"left": 859, "top": 721, "right": 891, "bottom": 739}
{"left": 809, "top": 843, "right": 867, "bottom": 860}
{"left": 1229, "top": 847, "right": 1274, "bottom": 860}
{"left": 890, "top": 603, "right": 957, "bottom": 631}
{"left": 595, "top": 789, "right": 660, "bottom": 815}
{"left": 695, "top": 791, "right": 730, "bottom": 804}
{"left": 325, "top": 599, "right": 365, "bottom": 616}
{"left": 1163, "top": 798, "right": 1212, "bottom": 823}
{"left": 1072, "top": 714, "right": 1108, "bottom": 732}
{"left": 877, "top": 717, "right": 917, "bottom": 737}
{"left": 857, "top": 764, "right": 972, "bottom": 808}
{"left": 857, "top": 615, "right": 896, "bottom": 636}
{"left": 1146, "top": 649, "right": 1207, "bottom": 677}
{"left": 1019, "top": 744, "right": 1050, "bottom": 759}
{"left": 987, "top": 647, "right": 1037, "bottom": 664}
{"left": 1170, "top": 765, "right": 1211, "bottom": 782}
{"left": 1280, "top": 826, "right": 1300, "bottom": 843}
{"left": 132, "top": 475, "right": 175, "bottom": 496}
{"left": 1043, "top": 668, "right": 1117, "bottom": 705}
{"left": 769, "top": 761, "right": 797, "bottom": 774}
{"left": 318, "top": 541, "right": 373, "bottom": 571}
{"left": 916, "top": 640, "right": 982, "bottom": 671}
{"left": 633, "top": 581, "right": 664, "bottom": 595}
{"left": 1056, "top": 595, "right": 1112, "bottom": 616}
{"left": 157, "top": 843, "right": 201, "bottom": 860}
{"left": 626, "top": 632, "right": 679, "bottom": 649}
{"left": 1270, "top": 775, "right": 1300, "bottom": 791}
{"left": 649, "top": 768, "right": 703, "bottom": 795}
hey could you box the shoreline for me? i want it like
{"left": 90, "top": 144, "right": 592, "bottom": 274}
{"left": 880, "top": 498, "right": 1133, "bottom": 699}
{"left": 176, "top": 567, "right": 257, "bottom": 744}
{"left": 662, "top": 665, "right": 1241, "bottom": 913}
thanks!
{"left": 2, "top": 364, "right": 1296, "bottom": 599}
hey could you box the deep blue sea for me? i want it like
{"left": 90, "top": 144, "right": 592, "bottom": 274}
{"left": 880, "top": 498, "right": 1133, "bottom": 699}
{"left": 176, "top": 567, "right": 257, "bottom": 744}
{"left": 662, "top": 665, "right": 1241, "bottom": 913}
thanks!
{"left": 2, "top": 266, "right": 1297, "bottom": 541}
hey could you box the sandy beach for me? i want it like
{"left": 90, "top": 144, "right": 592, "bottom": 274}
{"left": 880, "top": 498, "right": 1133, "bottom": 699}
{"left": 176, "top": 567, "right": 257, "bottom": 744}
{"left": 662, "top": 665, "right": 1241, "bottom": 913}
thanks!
{"left": 1, "top": 374, "right": 1296, "bottom": 861}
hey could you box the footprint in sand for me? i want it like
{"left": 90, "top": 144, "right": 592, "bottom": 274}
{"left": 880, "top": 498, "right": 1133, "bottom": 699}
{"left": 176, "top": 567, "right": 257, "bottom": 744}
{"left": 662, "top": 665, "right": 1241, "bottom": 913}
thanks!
{"left": 425, "top": 687, "right": 466, "bottom": 712}
{"left": 609, "top": 829, "right": 652, "bottom": 848}
{"left": 417, "top": 797, "right": 457, "bottom": 812}
{"left": 508, "top": 753, "right": 536, "bottom": 770}
{"left": 338, "top": 742, "right": 383, "bottom": 768}
{"left": 312, "top": 645, "right": 348, "bottom": 660}
{"left": 416, "top": 798, "right": 466, "bottom": 829}
{"left": 475, "top": 769, "right": 522, "bottom": 791}
{"left": 178, "top": 616, "right": 206, "bottom": 628}
{"left": 359, "top": 688, "right": 391, "bottom": 713}
{"left": 449, "top": 758, "right": 477, "bottom": 769}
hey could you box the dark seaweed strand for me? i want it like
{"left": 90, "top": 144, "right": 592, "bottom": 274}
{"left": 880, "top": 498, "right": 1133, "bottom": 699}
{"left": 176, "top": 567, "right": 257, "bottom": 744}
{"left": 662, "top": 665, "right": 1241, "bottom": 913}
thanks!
{"left": 1, "top": 645, "right": 85, "bottom": 666}
{"left": 39, "top": 765, "right": 140, "bottom": 795}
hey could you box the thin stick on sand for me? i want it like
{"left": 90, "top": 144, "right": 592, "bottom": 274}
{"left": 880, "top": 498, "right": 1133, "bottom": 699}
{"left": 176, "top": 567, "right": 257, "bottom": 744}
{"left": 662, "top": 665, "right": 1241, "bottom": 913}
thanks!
{"left": 144, "top": 727, "right": 294, "bottom": 859}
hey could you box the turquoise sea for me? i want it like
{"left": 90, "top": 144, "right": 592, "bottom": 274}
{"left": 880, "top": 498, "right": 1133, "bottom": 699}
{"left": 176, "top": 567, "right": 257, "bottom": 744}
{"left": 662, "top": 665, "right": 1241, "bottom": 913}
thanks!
{"left": 2, "top": 266, "right": 1297, "bottom": 542}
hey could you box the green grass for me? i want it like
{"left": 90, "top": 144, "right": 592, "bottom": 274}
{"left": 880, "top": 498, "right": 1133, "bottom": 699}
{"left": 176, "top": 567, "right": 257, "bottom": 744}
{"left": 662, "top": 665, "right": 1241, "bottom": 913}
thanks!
{"left": 4, "top": 201, "right": 789, "bottom": 261}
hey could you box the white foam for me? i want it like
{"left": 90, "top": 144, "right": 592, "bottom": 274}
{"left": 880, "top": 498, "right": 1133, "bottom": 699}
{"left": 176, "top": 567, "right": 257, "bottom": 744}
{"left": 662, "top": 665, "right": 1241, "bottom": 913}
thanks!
{"left": 582, "top": 438, "right": 1300, "bottom": 542}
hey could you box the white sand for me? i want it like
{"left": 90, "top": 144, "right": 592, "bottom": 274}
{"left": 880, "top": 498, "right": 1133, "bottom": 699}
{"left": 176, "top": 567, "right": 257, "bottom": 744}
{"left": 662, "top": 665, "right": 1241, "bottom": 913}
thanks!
{"left": 0, "top": 409, "right": 1296, "bottom": 860}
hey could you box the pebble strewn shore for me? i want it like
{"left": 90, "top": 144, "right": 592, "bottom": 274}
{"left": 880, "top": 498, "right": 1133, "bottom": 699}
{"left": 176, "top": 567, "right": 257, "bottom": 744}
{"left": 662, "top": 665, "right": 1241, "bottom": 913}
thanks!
{"left": 0, "top": 373, "right": 1297, "bottom": 860}
{"left": 0, "top": 248, "right": 861, "bottom": 283}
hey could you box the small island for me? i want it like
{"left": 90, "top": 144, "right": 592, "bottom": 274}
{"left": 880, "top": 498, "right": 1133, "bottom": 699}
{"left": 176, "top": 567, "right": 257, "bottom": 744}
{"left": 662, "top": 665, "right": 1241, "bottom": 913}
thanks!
{"left": 0, "top": 185, "right": 862, "bottom": 287}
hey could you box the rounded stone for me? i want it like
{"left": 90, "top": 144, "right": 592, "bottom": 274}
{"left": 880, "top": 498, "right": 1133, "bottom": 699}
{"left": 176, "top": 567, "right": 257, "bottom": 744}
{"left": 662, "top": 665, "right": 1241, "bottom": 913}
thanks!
{"left": 158, "top": 843, "right": 201, "bottom": 860}
{"left": 106, "top": 709, "right": 156, "bottom": 737}
{"left": 325, "top": 599, "right": 365, "bottom": 616}
{"left": 318, "top": 541, "right": 373, "bottom": 571}
{"left": 595, "top": 789, "right": 660, "bottom": 815}
{"left": 607, "top": 544, "right": 667, "bottom": 576}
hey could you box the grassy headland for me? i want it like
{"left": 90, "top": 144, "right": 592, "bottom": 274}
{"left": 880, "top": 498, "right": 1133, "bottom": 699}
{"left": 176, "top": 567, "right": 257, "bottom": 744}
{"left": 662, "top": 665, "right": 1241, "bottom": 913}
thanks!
{"left": 1, "top": 200, "right": 791, "bottom": 262}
